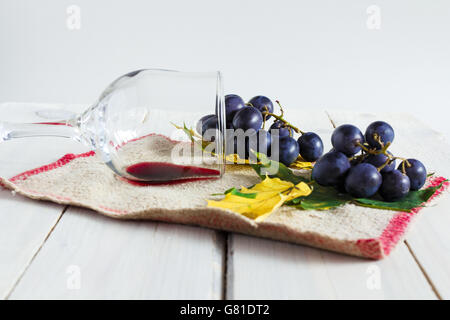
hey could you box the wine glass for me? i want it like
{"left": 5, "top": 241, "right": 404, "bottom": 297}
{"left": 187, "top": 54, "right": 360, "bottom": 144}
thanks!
{"left": 0, "top": 69, "right": 226, "bottom": 183}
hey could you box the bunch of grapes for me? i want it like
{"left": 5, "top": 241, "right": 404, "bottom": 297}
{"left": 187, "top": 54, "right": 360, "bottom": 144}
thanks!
{"left": 312, "top": 121, "right": 427, "bottom": 201}
{"left": 196, "top": 94, "right": 324, "bottom": 166}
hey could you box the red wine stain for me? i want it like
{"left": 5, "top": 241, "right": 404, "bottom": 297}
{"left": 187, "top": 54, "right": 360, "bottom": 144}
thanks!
{"left": 121, "top": 176, "right": 218, "bottom": 186}
{"left": 124, "top": 162, "right": 220, "bottom": 186}
{"left": 33, "top": 122, "right": 72, "bottom": 126}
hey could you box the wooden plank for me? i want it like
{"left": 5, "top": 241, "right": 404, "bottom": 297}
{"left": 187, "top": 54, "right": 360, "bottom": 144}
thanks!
{"left": 227, "top": 110, "right": 436, "bottom": 299}
{"left": 2, "top": 103, "right": 225, "bottom": 299}
{"left": 0, "top": 103, "right": 88, "bottom": 299}
{"left": 0, "top": 183, "right": 63, "bottom": 299}
{"left": 327, "top": 110, "right": 450, "bottom": 299}
{"left": 228, "top": 234, "right": 435, "bottom": 299}
{"left": 9, "top": 207, "right": 224, "bottom": 299}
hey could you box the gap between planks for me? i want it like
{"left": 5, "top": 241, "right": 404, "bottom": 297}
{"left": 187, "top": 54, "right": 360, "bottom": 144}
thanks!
{"left": 404, "top": 240, "right": 442, "bottom": 300}
{"left": 324, "top": 110, "right": 441, "bottom": 300}
{"left": 225, "top": 233, "right": 234, "bottom": 300}
{"left": 221, "top": 231, "right": 229, "bottom": 300}
{"left": 4, "top": 205, "right": 69, "bottom": 299}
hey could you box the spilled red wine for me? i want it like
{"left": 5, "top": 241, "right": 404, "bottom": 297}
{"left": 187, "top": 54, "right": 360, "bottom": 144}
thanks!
{"left": 33, "top": 122, "right": 72, "bottom": 126}
{"left": 125, "top": 162, "right": 220, "bottom": 185}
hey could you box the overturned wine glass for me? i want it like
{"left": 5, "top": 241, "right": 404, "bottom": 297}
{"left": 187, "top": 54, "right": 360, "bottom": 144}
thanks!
{"left": 0, "top": 69, "right": 226, "bottom": 183}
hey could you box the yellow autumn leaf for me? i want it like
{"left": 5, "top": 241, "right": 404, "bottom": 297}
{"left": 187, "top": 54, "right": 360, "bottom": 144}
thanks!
{"left": 289, "top": 155, "right": 314, "bottom": 170}
{"left": 225, "top": 153, "right": 260, "bottom": 165}
{"left": 207, "top": 176, "right": 312, "bottom": 221}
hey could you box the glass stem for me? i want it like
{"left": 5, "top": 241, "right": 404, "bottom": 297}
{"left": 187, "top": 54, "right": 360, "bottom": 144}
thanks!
{"left": 0, "top": 118, "right": 80, "bottom": 142}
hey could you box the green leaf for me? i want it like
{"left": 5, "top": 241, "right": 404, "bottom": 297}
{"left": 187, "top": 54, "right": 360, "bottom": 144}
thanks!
{"left": 354, "top": 181, "right": 447, "bottom": 212}
{"left": 171, "top": 122, "right": 211, "bottom": 149}
{"left": 251, "top": 151, "right": 307, "bottom": 184}
{"left": 229, "top": 188, "right": 257, "bottom": 199}
{"left": 224, "top": 187, "right": 236, "bottom": 194}
{"left": 211, "top": 187, "right": 239, "bottom": 196}
{"left": 287, "top": 182, "right": 352, "bottom": 210}
{"left": 171, "top": 122, "right": 195, "bottom": 142}
{"left": 211, "top": 187, "right": 258, "bottom": 198}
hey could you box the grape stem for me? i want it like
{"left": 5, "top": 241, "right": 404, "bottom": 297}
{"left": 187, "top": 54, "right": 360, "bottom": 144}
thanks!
{"left": 262, "top": 106, "right": 269, "bottom": 129}
{"left": 377, "top": 157, "right": 393, "bottom": 172}
{"left": 276, "top": 100, "right": 285, "bottom": 118}
{"left": 397, "top": 158, "right": 412, "bottom": 174}
{"left": 354, "top": 133, "right": 411, "bottom": 173}
{"left": 246, "top": 100, "right": 303, "bottom": 135}
{"left": 349, "top": 153, "right": 368, "bottom": 164}
{"left": 265, "top": 101, "right": 305, "bottom": 134}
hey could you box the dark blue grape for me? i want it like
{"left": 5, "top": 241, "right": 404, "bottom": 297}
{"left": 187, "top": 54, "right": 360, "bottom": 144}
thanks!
{"left": 248, "top": 129, "right": 272, "bottom": 160}
{"left": 269, "top": 120, "right": 291, "bottom": 137}
{"left": 225, "top": 94, "right": 245, "bottom": 126}
{"left": 297, "top": 132, "right": 324, "bottom": 162}
{"left": 344, "top": 163, "right": 382, "bottom": 198}
{"left": 312, "top": 151, "right": 351, "bottom": 186}
{"left": 336, "top": 177, "right": 348, "bottom": 193}
{"left": 365, "top": 121, "right": 395, "bottom": 149}
{"left": 398, "top": 159, "right": 426, "bottom": 190}
{"left": 196, "top": 114, "right": 214, "bottom": 134}
{"left": 331, "top": 124, "right": 365, "bottom": 156}
{"left": 225, "top": 130, "right": 248, "bottom": 159}
{"left": 379, "top": 170, "right": 411, "bottom": 201}
{"left": 349, "top": 156, "right": 363, "bottom": 167}
{"left": 335, "top": 162, "right": 351, "bottom": 193}
{"left": 271, "top": 136, "right": 299, "bottom": 166}
{"left": 248, "top": 96, "right": 274, "bottom": 119}
{"left": 364, "top": 151, "right": 395, "bottom": 173}
{"left": 225, "top": 133, "right": 236, "bottom": 155}
{"left": 196, "top": 114, "right": 217, "bottom": 141}
{"left": 232, "top": 107, "right": 263, "bottom": 131}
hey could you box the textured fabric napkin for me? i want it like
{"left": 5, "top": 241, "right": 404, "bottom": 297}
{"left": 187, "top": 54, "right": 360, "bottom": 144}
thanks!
{"left": 0, "top": 134, "right": 448, "bottom": 259}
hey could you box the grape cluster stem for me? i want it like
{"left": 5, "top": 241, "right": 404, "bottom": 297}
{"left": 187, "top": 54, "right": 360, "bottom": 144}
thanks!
{"left": 353, "top": 134, "right": 411, "bottom": 173}
{"left": 247, "top": 100, "right": 305, "bottom": 135}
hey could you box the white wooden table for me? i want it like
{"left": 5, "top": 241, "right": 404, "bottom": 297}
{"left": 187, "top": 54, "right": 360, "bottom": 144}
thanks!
{"left": 1, "top": 103, "right": 449, "bottom": 300}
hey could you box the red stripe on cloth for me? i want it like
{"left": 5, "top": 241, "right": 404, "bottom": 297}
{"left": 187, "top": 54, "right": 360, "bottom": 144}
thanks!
{"left": 9, "top": 151, "right": 96, "bottom": 183}
{"left": 356, "top": 176, "right": 449, "bottom": 259}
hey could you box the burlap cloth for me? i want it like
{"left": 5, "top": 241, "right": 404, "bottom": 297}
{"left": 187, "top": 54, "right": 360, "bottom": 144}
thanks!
{"left": 0, "top": 134, "right": 448, "bottom": 259}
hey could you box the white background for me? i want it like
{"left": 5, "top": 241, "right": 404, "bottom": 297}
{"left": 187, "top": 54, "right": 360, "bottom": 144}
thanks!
{"left": 1, "top": 0, "right": 449, "bottom": 139}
